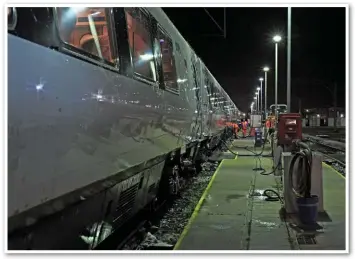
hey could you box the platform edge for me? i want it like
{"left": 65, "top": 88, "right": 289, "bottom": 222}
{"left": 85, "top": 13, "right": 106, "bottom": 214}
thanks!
{"left": 173, "top": 158, "right": 229, "bottom": 250}
{"left": 322, "top": 162, "right": 345, "bottom": 179}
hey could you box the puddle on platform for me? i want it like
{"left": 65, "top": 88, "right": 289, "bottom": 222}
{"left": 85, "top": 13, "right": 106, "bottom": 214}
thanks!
{"left": 210, "top": 224, "right": 232, "bottom": 230}
{"left": 254, "top": 219, "right": 279, "bottom": 228}
{"left": 249, "top": 189, "right": 268, "bottom": 201}
{"left": 225, "top": 193, "right": 244, "bottom": 202}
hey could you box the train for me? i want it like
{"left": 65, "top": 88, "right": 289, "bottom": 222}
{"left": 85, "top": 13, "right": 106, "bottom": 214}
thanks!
{"left": 8, "top": 7, "right": 240, "bottom": 249}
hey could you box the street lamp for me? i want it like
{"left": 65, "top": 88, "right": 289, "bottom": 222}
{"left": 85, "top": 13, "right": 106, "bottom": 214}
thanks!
{"left": 254, "top": 97, "right": 257, "bottom": 112}
{"left": 256, "top": 87, "right": 260, "bottom": 113}
{"left": 256, "top": 91, "right": 259, "bottom": 112}
{"left": 263, "top": 66, "right": 269, "bottom": 116}
{"left": 273, "top": 35, "right": 282, "bottom": 42}
{"left": 287, "top": 7, "right": 292, "bottom": 113}
{"left": 273, "top": 35, "right": 281, "bottom": 121}
{"left": 259, "top": 78, "right": 264, "bottom": 115}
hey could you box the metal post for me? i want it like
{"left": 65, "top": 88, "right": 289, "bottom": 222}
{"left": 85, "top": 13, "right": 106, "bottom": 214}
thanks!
{"left": 260, "top": 80, "right": 263, "bottom": 116}
{"left": 287, "top": 7, "right": 291, "bottom": 113}
{"left": 257, "top": 94, "right": 259, "bottom": 112}
{"left": 275, "top": 42, "right": 278, "bottom": 121}
{"left": 265, "top": 71, "right": 268, "bottom": 116}
{"left": 333, "top": 82, "right": 337, "bottom": 131}
{"left": 298, "top": 98, "right": 301, "bottom": 114}
{"left": 258, "top": 94, "right": 260, "bottom": 112}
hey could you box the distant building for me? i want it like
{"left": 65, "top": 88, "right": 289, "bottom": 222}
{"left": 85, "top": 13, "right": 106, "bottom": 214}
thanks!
{"left": 303, "top": 107, "right": 345, "bottom": 118}
{"left": 303, "top": 108, "right": 327, "bottom": 118}
{"left": 328, "top": 107, "right": 345, "bottom": 118}
{"left": 302, "top": 107, "right": 345, "bottom": 127}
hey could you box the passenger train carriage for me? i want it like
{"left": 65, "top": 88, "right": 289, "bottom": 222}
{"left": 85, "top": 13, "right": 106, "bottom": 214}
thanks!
{"left": 7, "top": 7, "right": 240, "bottom": 249}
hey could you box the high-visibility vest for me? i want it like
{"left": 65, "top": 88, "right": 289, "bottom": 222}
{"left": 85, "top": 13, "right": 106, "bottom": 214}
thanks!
{"left": 242, "top": 121, "right": 247, "bottom": 130}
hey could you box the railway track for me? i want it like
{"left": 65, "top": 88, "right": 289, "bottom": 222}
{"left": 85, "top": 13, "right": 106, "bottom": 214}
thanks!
{"left": 304, "top": 137, "right": 346, "bottom": 177}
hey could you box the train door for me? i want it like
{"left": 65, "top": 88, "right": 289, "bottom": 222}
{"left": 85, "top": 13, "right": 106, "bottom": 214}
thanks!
{"left": 189, "top": 53, "right": 203, "bottom": 140}
{"left": 172, "top": 41, "right": 190, "bottom": 103}
{"left": 203, "top": 67, "right": 213, "bottom": 136}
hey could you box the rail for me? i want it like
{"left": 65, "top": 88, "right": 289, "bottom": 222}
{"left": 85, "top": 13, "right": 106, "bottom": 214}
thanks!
{"left": 304, "top": 137, "right": 345, "bottom": 177}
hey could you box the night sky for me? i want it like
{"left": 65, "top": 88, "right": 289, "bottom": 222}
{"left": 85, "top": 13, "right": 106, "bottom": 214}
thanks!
{"left": 163, "top": 7, "right": 346, "bottom": 113}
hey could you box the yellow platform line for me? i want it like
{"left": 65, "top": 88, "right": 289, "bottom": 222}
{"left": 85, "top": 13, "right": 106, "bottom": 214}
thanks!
{"left": 322, "top": 162, "right": 345, "bottom": 179}
{"left": 173, "top": 158, "right": 231, "bottom": 250}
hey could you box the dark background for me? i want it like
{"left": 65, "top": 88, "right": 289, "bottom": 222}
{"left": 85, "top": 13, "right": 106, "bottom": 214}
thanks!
{"left": 163, "top": 7, "right": 346, "bottom": 112}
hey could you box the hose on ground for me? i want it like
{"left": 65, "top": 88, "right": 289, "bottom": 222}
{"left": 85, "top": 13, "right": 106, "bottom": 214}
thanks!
{"left": 220, "top": 126, "right": 288, "bottom": 203}
{"left": 262, "top": 189, "right": 284, "bottom": 203}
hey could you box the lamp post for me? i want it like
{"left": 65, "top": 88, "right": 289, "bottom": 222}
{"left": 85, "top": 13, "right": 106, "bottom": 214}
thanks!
{"left": 256, "top": 91, "right": 259, "bottom": 113}
{"left": 253, "top": 97, "right": 257, "bottom": 114}
{"left": 273, "top": 35, "right": 281, "bottom": 121}
{"left": 253, "top": 96, "right": 257, "bottom": 114}
{"left": 287, "top": 7, "right": 292, "bottom": 113}
{"left": 263, "top": 67, "right": 269, "bottom": 116}
{"left": 259, "top": 78, "right": 264, "bottom": 116}
{"left": 322, "top": 82, "right": 338, "bottom": 131}
{"left": 256, "top": 87, "right": 260, "bottom": 113}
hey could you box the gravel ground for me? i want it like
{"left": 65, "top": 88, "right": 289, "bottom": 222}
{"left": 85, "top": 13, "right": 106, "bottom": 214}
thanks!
{"left": 306, "top": 141, "right": 346, "bottom": 177}
{"left": 135, "top": 161, "right": 219, "bottom": 250}
{"left": 324, "top": 160, "right": 345, "bottom": 177}
{"left": 332, "top": 162, "right": 345, "bottom": 177}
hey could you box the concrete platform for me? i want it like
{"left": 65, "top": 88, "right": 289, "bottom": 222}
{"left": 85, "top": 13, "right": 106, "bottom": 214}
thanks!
{"left": 174, "top": 139, "right": 346, "bottom": 251}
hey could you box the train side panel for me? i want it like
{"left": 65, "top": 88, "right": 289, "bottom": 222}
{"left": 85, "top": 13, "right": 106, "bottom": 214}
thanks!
{"left": 8, "top": 7, "right": 238, "bottom": 249}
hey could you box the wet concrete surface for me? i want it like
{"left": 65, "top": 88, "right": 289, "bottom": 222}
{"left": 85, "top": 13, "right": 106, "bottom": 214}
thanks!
{"left": 175, "top": 139, "right": 346, "bottom": 251}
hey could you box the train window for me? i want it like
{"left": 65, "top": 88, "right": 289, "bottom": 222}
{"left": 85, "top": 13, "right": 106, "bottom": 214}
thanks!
{"left": 125, "top": 8, "right": 157, "bottom": 81}
{"left": 8, "top": 7, "right": 17, "bottom": 30}
{"left": 157, "top": 28, "right": 178, "bottom": 92}
{"left": 56, "top": 7, "right": 116, "bottom": 64}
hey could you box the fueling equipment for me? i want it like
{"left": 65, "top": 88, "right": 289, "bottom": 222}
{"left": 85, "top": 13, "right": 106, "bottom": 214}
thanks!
{"left": 277, "top": 113, "right": 302, "bottom": 146}
{"left": 282, "top": 140, "right": 323, "bottom": 225}
{"left": 250, "top": 114, "right": 262, "bottom": 128}
{"left": 254, "top": 128, "right": 263, "bottom": 147}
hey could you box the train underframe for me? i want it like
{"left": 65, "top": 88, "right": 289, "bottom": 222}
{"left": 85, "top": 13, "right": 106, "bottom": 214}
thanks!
{"left": 8, "top": 128, "right": 234, "bottom": 250}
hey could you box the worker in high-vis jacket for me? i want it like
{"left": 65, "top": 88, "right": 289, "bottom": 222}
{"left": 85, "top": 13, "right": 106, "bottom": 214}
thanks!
{"left": 265, "top": 118, "right": 271, "bottom": 143}
{"left": 226, "top": 122, "right": 237, "bottom": 139}
{"left": 268, "top": 117, "right": 276, "bottom": 140}
{"left": 266, "top": 118, "right": 271, "bottom": 129}
{"left": 233, "top": 122, "right": 239, "bottom": 139}
{"left": 241, "top": 119, "right": 248, "bottom": 137}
